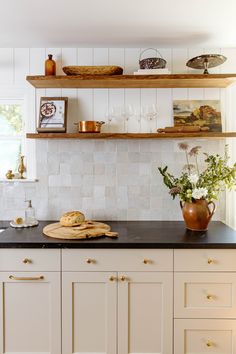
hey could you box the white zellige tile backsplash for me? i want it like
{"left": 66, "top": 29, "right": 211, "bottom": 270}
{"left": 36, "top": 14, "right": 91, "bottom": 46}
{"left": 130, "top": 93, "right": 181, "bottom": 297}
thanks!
{"left": 0, "top": 139, "right": 226, "bottom": 221}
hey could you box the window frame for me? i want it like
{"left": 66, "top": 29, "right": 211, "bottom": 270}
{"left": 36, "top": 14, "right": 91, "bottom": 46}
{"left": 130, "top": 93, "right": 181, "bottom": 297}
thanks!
{"left": 0, "top": 86, "right": 36, "bottom": 180}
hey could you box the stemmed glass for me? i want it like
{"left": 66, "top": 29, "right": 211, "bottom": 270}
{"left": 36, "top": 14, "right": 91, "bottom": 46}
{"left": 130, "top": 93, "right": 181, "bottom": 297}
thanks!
{"left": 105, "top": 106, "right": 120, "bottom": 132}
{"left": 141, "top": 104, "right": 158, "bottom": 133}
{"left": 121, "top": 105, "right": 134, "bottom": 132}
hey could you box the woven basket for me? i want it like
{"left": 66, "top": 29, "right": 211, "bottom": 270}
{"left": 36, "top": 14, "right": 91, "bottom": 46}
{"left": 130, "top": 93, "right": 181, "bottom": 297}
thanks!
{"left": 63, "top": 66, "right": 123, "bottom": 76}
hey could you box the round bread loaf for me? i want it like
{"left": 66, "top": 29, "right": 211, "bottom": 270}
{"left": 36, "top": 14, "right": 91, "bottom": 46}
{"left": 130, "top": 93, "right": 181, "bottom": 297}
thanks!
{"left": 60, "top": 211, "right": 85, "bottom": 227}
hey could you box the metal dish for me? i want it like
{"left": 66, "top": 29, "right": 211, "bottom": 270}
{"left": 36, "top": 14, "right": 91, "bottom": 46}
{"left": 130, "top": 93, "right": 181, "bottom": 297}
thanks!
{"left": 139, "top": 48, "right": 166, "bottom": 69}
{"left": 186, "top": 54, "right": 227, "bottom": 74}
{"left": 74, "top": 121, "right": 105, "bottom": 133}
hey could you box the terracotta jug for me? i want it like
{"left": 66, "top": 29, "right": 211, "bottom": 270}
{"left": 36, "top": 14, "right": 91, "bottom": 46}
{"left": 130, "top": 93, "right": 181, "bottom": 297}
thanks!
{"left": 180, "top": 199, "right": 216, "bottom": 231}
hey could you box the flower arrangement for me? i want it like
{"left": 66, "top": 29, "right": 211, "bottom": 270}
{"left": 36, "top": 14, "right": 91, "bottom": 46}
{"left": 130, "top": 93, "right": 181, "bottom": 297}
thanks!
{"left": 158, "top": 143, "right": 236, "bottom": 202}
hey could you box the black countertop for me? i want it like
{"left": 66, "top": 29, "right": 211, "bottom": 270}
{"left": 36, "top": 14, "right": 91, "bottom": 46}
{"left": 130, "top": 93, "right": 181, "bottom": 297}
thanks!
{"left": 0, "top": 220, "right": 236, "bottom": 248}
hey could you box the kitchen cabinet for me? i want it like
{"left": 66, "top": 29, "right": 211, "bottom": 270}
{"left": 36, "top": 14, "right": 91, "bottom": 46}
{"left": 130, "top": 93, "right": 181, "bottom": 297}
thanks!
{"left": 62, "top": 249, "right": 173, "bottom": 354}
{"left": 0, "top": 249, "right": 61, "bottom": 354}
{"left": 174, "top": 249, "right": 236, "bottom": 354}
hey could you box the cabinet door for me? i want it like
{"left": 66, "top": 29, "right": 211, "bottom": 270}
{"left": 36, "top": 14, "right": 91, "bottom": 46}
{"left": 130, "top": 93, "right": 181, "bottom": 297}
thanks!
{"left": 174, "top": 319, "right": 236, "bottom": 354}
{"left": 0, "top": 272, "right": 61, "bottom": 354}
{"left": 62, "top": 272, "right": 117, "bottom": 354}
{"left": 118, "top": 272, "right": 173, "bottom": 354}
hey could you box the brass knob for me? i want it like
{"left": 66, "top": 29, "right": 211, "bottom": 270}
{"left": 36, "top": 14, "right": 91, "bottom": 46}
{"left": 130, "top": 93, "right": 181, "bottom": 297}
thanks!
{"left": 86, "top": 258, "right": 95, "bottom": 264}
{"left": 206, "top": 340, "right": 213, "bottom": 347}
{"left": 120, "top": 275, "right": 127, "bottom": 281}
{"left": 208, "top": 258, "right": 214, "bottom": 264}
{"left": 143, "top": 259, "right": 151, "bottom": 264}
{"left": 207, "top": 294, "right": 213, "bottom": 300}
{"left": 23, "top": 258, "right": 32, "bottom": 264}
{"left": 109, "top": 276, "right": 117, "bottom": 282}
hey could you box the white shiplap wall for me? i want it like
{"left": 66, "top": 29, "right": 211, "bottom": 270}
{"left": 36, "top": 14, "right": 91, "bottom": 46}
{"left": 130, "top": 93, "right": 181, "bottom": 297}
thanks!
{"left": 0, "top": 47, "right": 235, "bottom": 222}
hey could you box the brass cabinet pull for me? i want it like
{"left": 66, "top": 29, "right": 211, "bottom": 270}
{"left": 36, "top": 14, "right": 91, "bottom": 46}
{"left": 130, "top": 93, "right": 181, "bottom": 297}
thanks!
{"left": 206, "top": 340, "right": 213, "bottom": 347}
{"left": 207, "top": 258, "right": 214, "bottom": 264}
{"left": 22, "top": 258, "right": 32, "bottom": 264}
{"left": 109, "top": 276, "right": 117, "bottom": 282}
{"left": 143, "top": 259, "right": 151, "bottom": 264}
{"left": 206, "top": 294, "right": 213, "bottom": 300}
{"left": 120, "top": 275, "right": 127, "bottom": 281}
{"left": 86, "top": 258, "right": 95, "bottom": 264}
{"left": 9, "top": 275, "right": 44, "bottom": 281}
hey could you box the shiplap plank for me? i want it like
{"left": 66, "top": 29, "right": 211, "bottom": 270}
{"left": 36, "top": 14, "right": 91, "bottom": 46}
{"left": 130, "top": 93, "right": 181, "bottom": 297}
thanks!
{"left": 29, "top": 48, "right": 45, "bottom": 75}
{"left": 140, "top": 89, "right": 157, "bottom": 133}
{"left": 0, "top": 48, "right": 14, "bottom": 84}
{"left": 77, "top": 48, "right": 93, "bottom": 65}
{"left": 93, "top": 48, "right": 109, "bottom": 65}
{"left": 61, "top": 48, "right": 77, "bottom": 67}
{"left": 220, "top": 48, "right": 236, "bottom": 73}
{"left": 157, "top": 88, "right": 173, "bottom": 128}
{"left": 172, "top": 48, "right": 188, "bottom": 74}
{"left": 14, "top": 48, "right": 30, "bottom": 85}
{"left": 124, "top": 89, "right": 141, "bottom": 132}
{"left": 108, "top": 89, "right": 125, "bottom": 133}
{"left": 77, "top": 48, "right": 94, "bottom": 120}
{"left": 62, "top": 89, "right": 78, "bottom": 132}
{"left": 124, "top": 48, "right": 140, "bottom": 74}
{"left": 108, "top": 48, "right": 125, "bottom": 68}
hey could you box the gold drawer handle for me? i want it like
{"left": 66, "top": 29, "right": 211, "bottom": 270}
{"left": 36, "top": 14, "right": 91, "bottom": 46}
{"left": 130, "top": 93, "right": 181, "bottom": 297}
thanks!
{"left": 120, "top": 275, "right": 127, "bottom": 281}
{"left": 23, "top": 258, "right": 32, "bottom": 264}
{"left": 207, "top": 258, "right": 214, "bottom": 264}
{"left": 207, "top": 294, "right": 214, "bottom": 300}
{"left": 86, "top": 258, "right": 95, "bottom": 264}
{"left": 206, "top": 340, "right": 214, "bottom": 347}
{"left": 9, "top": 275, "right": 44, "bottom": 281}
{"left": 143, "top": 259, "right": 151, "bottom": 264}
{"left": 109, "top": 276, "right": 117, "bottom": 282}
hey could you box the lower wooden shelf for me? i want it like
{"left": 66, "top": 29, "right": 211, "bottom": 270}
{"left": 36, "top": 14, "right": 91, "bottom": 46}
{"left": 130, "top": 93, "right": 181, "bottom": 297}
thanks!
{"left": 26, "top": 132, "right": 236, "bottom": 139}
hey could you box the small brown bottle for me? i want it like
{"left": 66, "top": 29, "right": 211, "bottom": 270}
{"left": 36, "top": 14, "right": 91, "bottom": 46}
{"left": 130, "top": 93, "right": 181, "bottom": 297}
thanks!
{"left": 45, "top": 54, "right": 56, "bottom": 76}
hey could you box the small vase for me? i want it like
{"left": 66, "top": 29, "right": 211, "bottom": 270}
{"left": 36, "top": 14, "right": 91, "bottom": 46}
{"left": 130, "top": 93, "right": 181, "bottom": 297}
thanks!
{"left": 180, "top": 199, "right": 216, "bottom": 231}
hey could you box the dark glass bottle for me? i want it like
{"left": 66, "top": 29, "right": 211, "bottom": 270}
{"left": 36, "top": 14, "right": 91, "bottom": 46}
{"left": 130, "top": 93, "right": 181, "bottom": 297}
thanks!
{"left": 45, "top": 54, "right": 56, "bottom": 76}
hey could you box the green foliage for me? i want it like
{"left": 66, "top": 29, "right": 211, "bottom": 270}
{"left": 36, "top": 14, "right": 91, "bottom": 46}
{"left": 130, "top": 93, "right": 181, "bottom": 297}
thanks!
{"left": 158, "top": 145, "right": 236, "bottom": 202}
{"left": 0, "top": 104, "right": 22, "bottom": 133}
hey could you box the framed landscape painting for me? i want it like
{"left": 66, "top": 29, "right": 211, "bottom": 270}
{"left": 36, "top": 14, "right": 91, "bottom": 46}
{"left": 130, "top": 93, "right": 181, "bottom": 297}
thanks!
{"left": 173, "top": 100, "right": 222, "bottom": 132}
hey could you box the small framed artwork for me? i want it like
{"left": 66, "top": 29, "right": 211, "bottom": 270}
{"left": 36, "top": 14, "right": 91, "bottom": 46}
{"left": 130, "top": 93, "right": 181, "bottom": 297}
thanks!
{"left": 37, "top": 97, "right": 68, "bottom": 132}
{"left": 173, "top": 100, "right": 222, "bottom": 132}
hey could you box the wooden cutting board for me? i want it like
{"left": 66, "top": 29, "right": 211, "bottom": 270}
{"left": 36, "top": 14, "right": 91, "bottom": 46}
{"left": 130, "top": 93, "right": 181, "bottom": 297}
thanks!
{"left": 43, "top": 221, "right": 118, "bottom": 240}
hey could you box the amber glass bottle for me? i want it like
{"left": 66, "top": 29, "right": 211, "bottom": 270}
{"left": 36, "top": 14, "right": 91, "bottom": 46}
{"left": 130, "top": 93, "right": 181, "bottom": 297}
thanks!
{"left": 45, "top": 54, "right": 56, "bottom": 76}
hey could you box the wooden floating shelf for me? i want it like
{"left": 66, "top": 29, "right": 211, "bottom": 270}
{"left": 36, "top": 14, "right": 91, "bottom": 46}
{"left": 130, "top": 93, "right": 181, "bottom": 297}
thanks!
{"left": 26, "top": 74, "right": 236, "bottom": 89}
{"left": 26, "top": 132, "right": 236, "bottom": 140}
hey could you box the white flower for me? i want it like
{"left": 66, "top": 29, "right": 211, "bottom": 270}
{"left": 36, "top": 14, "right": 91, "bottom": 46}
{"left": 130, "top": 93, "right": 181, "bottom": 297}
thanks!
{"left": 188, "top": 174, "right": 199, "bottom": 184}
{"left": 192, "top": 187, "right": 208, "bottom": 200}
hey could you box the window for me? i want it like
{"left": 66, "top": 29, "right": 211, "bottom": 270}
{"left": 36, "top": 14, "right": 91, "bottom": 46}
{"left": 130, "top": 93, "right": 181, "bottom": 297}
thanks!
{"left": 0, "top": 99, "right": 25, "bottom": 178}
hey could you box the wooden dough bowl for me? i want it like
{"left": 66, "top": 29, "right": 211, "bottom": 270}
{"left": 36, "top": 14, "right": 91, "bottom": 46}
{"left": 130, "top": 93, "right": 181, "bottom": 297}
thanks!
{"left": 43, "top": 221, "right": 118, "bottom": 240}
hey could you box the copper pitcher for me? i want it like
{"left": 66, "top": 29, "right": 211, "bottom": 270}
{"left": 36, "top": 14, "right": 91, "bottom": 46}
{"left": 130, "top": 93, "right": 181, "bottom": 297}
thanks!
{"left": 180, "top": 199, "right": 216, "bottom": 231}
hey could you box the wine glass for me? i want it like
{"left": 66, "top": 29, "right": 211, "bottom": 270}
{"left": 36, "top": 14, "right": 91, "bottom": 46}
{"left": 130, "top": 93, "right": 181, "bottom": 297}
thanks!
{"left": 141, "top": 104, "right": 158, "bottom": 133}
{"left": 105, "top": 106, "right": 120, "bottom": 132}
{"left": 121, "top": 105, "right": 134, "bottom": 132}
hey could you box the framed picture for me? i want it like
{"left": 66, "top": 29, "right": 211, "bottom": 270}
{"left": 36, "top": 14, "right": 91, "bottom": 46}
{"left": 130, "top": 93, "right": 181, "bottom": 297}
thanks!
{"left": 173, "top": 100, "right": 222, "bottom": 132}
{"left": 37, "top": 97, "right": 68, "bottom": 132}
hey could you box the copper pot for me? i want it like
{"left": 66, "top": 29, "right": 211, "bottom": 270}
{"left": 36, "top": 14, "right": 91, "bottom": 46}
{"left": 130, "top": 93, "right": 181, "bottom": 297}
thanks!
{"left": 180, "top": 199, "right": 216, "bottom": 231}
{"left": 75, "top": 121, "right": 105, "bottom": 133}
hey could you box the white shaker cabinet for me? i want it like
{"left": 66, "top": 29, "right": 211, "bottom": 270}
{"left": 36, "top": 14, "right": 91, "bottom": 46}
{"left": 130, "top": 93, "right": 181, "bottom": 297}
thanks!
{"left": 0, "top": 249, "right": 61, "bottom": 354}
{"left": 62, "top": 249, "right": 173, "bottom": 354}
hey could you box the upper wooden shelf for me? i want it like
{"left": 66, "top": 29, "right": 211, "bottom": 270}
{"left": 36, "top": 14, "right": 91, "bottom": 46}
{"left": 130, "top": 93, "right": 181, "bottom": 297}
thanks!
{"left": 26, "top": 74, "right": 236, "bottom": 89}
{"left": 26, "top": 132, "right": 236, "bottom": 140}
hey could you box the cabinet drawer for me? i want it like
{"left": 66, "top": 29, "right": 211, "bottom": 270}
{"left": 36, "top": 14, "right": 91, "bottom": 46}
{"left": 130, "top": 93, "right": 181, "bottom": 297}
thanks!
{"left": 0, "top": 249, "right": 61, "bottom": 271}
{"left": 174, "top": 319, "right": 236, "bottom": 354}
{"left": 174, "top": 249, "right": 236, "bottom": 271}
{"left": 175, "top": 272, "right": 236, "bottom": 318}
{"left": 62, "top": 249, "right": 173, "bottom": 271}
